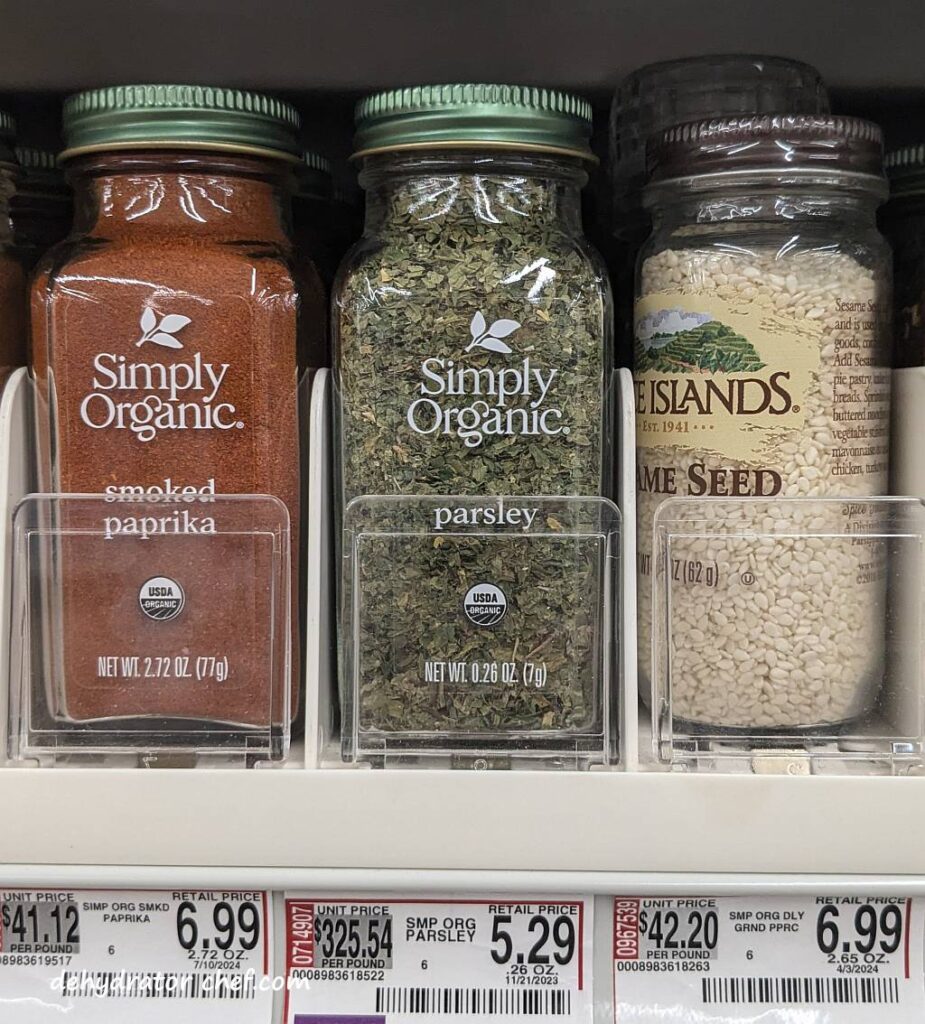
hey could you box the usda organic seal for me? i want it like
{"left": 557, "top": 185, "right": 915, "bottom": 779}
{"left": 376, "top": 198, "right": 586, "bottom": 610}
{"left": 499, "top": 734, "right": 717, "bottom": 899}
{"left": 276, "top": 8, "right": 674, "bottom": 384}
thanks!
{"left": 139, "top": 576, "right": 185, "bottom": 622}
{"left": 463, "top": 582, "right": 507, "bottom": 627}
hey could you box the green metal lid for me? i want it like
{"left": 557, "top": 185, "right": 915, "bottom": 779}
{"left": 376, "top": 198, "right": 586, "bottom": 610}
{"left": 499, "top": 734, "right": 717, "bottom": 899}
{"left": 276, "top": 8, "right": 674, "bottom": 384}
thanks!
{"left": 60, "top": 84, "right": 301, "bottom": 162}
{"left": 296, "top": 150, "right": 333, "bottom": 198}
{"left": 14, "top": 145, "right": 67, "bottom": 195}
{"left": 886, "top": 144, "right": 925, "bottom": 196}
{"left": 15, "top": 145, "right": 58, "bottom": 172}
{"left": 0, "top": 110, "right": 17, "bottom": 168}
{"left": 353, "top": 83, "right": 594, "bottom": 160}
{"left": 303, "top": 151, "right": 332, "bottom": 176}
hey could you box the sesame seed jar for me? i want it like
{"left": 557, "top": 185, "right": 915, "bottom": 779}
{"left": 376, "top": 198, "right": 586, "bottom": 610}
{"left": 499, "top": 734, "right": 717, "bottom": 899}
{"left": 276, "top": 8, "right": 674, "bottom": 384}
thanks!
{"left": 635, "top": 115, "right": 892, "bottom": 731}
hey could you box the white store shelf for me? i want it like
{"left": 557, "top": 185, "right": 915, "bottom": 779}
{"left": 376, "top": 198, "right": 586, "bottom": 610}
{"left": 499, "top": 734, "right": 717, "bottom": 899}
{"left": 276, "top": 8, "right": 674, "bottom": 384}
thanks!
{"left": 0, "top": 769, "right": 923, "bottom": 881}
{"left": 0, "top": 365, "right": 922, "bottom": 888}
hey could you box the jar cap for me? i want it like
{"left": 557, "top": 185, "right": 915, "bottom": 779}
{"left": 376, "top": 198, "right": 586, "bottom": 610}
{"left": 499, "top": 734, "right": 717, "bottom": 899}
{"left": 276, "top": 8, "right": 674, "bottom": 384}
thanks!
{"left": 885, "top": 144, "right": 925, "bottom": 195}
{"left": 14, "top": 145, "right": 67, "bottom": 192}
{"left": 611, "top": 55, "right": 828, "bottom": 176}
{"left": 297, "top": 149, "right": 334, "bottom": 197}
{"left": 303, "top": 151, "right": 332, "bottom": 176}
{"left": 60, "top": 84, "right": 301, "bottom": 162}
{"left": 0, "top": 110, "right": 17, "bottom": 168}
{"left": 647, "top": 115, "right": 884, "bottom": 184}
{"left": 353, "top": 83, "right": 594, "bottom": 160}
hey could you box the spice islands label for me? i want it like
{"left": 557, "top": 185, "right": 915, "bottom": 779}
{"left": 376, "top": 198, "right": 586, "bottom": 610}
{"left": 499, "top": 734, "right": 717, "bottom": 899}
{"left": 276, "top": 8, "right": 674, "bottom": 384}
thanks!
{"left": 634, "top": 292, "right": 822, "bottom": 462}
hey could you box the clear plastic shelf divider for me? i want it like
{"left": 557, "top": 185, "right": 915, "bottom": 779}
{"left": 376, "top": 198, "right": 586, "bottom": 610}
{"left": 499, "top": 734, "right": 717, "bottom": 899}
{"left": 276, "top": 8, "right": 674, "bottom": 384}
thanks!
{"left": 343, "top": 494, "right": 621, "bottom": 769}
{"left": 651, "top": 496, "right": 925, "bottom": 773}
{"left": 8, "top": 492, "right": 292, "bottom": 767}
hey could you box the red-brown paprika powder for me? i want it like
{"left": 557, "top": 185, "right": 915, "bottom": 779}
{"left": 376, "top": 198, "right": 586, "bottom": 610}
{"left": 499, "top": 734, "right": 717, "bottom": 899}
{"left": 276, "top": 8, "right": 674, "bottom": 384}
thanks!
{"left": 31, "top": 85, "right": 312, "bottom": 733}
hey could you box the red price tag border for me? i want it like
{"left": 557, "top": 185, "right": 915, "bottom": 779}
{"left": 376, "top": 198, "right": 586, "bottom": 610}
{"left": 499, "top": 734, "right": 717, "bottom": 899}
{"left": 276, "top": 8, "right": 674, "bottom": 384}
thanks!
{"left": 284, "top": 897, "right": 586, "bottom": 1024}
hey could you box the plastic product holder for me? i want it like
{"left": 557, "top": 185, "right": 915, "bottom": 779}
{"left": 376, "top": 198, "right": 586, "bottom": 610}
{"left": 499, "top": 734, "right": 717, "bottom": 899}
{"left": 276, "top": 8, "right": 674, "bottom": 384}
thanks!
{"left": 342, "top": 494, "right": 621, "bottom": 768}
{"left": 650, "top": 496, "right": 925, "bottom": 773}
{"left": 8, "top": 492, "right": 292, "bottom": 767}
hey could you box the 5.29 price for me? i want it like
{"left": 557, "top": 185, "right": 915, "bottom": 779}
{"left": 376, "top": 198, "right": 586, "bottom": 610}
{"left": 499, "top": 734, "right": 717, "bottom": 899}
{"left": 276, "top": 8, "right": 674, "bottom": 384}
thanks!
{"left": 490, "top": 913, "right": 576, "bottom": 967}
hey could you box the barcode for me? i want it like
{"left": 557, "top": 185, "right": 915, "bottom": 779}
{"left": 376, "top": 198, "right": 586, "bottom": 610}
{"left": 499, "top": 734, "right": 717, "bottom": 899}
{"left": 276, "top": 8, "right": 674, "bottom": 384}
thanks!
{"left": 702, "top": 976, "right": 900, "bottom": 1005}
{"left": 60, "top": 970, "right": 256, "bottom": 999}
{"left": 375, "top": 986, "right": 572, "bottom": 1015}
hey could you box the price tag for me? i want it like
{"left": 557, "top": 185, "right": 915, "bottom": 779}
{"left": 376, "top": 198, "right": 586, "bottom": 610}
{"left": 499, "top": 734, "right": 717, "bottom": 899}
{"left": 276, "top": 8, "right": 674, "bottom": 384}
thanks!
{"left": 613, "top": 896, "right": 925, "bottom": 1022}
{"left": 0, "top": 888, "right": 273, "bottom": 1023}
{"left": 283, "top": 895, "right": 592, "bottom": 1023}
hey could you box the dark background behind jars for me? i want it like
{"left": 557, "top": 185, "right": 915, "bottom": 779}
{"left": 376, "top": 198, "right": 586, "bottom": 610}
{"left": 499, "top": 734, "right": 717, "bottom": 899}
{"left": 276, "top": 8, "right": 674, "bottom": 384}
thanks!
{"left": 0, "top": 0, "right": 923, "bottom": 242}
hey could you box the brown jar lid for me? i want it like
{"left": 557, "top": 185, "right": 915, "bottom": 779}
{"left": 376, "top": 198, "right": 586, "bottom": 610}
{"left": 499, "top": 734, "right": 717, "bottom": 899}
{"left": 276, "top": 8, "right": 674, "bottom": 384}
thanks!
{"left": 646, "top": 114, "right": 884, "bottom": 184}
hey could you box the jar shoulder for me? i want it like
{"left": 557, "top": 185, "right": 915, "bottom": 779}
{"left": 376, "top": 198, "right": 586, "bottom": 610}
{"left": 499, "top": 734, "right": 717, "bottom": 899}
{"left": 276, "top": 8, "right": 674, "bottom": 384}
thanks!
{"left": 642, "top": 220, "right": 889, "bottom": 259}
{"left": 334, "top": 229, "right": 611, "bottom": 308}
{"left": 33, "top": 235, "right": 300, "bottom": 299}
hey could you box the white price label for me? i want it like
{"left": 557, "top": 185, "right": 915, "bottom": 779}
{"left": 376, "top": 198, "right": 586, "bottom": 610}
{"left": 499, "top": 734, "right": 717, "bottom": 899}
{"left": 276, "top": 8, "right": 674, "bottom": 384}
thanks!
{"left": 283, "top": 895, "right": 593, "bottom": 1024}
{"left": 0, "top": 888, "right": 273, "bottom": 1024}
{"left": 613, "top": 896, "right": 925, "bottom": 1022}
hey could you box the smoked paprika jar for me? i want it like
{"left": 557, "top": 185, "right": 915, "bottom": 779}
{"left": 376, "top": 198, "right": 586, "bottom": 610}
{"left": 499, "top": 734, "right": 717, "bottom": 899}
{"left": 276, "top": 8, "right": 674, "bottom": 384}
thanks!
{"left": 31, "top": 85, "right": 307, "bottom": 740}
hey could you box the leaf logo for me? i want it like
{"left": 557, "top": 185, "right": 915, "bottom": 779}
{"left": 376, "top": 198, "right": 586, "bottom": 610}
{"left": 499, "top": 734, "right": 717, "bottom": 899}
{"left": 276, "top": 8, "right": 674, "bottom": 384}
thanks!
{"left": 465, "top": 311, "right": 521, "bottom": 355}
{"left": 135, "top": 307, "right": 191, "bottom": 350}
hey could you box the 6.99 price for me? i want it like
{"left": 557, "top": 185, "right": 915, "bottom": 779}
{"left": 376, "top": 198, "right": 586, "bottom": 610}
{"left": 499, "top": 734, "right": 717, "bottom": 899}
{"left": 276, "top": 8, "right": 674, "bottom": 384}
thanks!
{"left": 816, "top": 904, "right": 904, "bottom": 958}
{"left": 176, "top": 900, "right": 261, "bottom": 952}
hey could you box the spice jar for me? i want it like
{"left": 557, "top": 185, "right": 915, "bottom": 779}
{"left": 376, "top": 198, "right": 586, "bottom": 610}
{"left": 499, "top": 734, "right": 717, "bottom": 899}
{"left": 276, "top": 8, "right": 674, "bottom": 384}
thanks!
{"left": 882, "top": 146, "right": 925, "bottom": 368}
{"left": 610, "top": 56, "right": 829, "bottom": 368}
{"left": 635, "top": 115, "right": 891, "bottom": 730}
{"left": 0, "top": 112, "right": 27, "bottom": 374}
{"left": 11, "top": 146, "right": 72, "bottom": 270}
{"left": 32, "top": 85, "right": 308, "bottom": 729}
{"left": 292, "top": 151, "right": 358, "bottom": 287}
{"left": 335, "top": 84, "right": 612, "bottom": 749}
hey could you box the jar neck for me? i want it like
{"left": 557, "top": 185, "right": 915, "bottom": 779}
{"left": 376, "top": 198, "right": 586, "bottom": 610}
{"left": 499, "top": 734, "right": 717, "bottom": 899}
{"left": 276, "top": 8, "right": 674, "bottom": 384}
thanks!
{"left": 646, "top": 175, "right": 885, "bottom": 230}
{"left": 359, "top": 150, "right": 587, "bottom": 237}
{"left": 65, "top": 150, "right": 293, "bottom": 243}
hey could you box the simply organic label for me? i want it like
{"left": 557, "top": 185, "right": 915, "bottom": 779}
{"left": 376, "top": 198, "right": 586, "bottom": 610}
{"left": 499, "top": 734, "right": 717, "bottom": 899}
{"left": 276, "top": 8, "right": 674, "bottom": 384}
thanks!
{"left": 0, "top": 889, "right": 274, "bottom": 1024}
{"left": 613, "top": 896, "right": 925, "bottom": 1023}
{"left": 634, "top": 292, "right": 822, "bottom": 461}
{"left": 405, "top": 312, "right": 569, "bottom": 449}
{"left": 283, "top": 895, "right": 593, "bottom": 1024}
{"left": 78, "top": 308, "right": 244, "bottom": 443}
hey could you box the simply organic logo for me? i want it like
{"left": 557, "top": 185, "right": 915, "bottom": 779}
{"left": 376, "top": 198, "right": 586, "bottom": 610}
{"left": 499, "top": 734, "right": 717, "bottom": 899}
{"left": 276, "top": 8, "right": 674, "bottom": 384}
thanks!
{"left": 465, "top": 311, "right": 521, "bottom": 354}
{"left": 78, "top": 305, "right": 244, "bottom": 443}
{"left": 405, "top": 310, "right": 568, "bottom": 448}
{"left": 135, "top": 307, "right": 191, "bottom": 350}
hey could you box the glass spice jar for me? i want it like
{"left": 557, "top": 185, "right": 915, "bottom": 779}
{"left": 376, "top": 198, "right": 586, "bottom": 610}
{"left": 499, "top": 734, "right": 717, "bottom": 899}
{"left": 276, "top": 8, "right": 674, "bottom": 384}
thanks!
{"left": 0, "top": 112, "right": 28, "bottom": 375}
{"left": 882, "top": 145, "right": 925, "bottom": 368}
{"left": 32, "top": 85, "right": 311, "bottom": 729}
{"left": 635, "top": 115, "right": 892, "bottom": 731}
{"left": 11, "top": 145, "right": 72, "bottom": 271}
{"left": 335, "top": 84, "right": 613, "bottom": 749}
{"left": 292, "top": 150, "right": 359, "bottom": 288}
{"left": 609, "top": 55, "right": 829, "bottom": 368}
